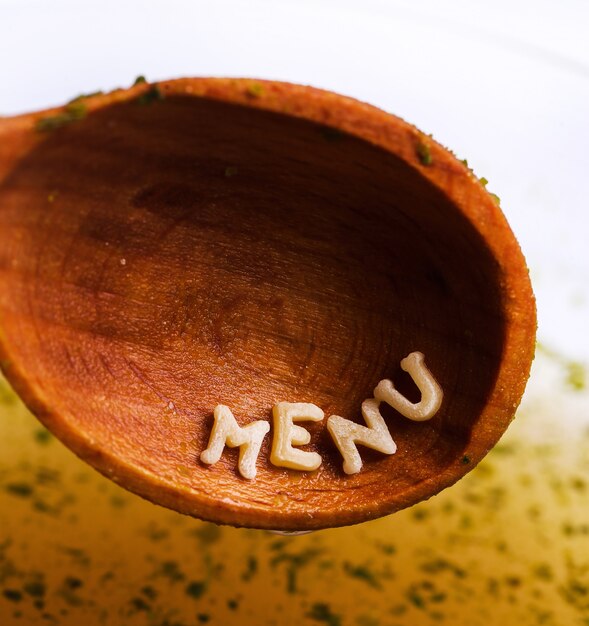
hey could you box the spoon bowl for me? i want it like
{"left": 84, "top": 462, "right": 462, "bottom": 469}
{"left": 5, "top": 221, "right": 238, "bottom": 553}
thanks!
{"left": 0, "top": 78, "right": 536, "bottom": 530}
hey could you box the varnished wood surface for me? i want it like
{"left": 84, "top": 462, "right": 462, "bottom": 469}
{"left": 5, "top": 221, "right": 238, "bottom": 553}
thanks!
{"left": 0, "top": 78, "right": 536, "bottom": 529}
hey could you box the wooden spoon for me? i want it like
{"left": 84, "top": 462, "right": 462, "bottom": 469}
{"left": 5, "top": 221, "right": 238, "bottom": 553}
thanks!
{"left": 0, "top": 78, "right": 536, "bottom": 530}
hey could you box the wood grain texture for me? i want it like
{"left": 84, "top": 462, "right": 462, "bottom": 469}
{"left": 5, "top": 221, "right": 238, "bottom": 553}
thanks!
{"left": 0, "top": 78, "right": 536, "bottom": 529}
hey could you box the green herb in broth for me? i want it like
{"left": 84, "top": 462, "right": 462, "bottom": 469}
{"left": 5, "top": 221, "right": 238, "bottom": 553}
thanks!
{"left": 0, "top": 352, "right": 588, "bottom": 625}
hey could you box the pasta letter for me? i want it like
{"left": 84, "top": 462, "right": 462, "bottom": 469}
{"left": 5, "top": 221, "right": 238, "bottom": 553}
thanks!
{"left": 200, "top": 405, "right": 270, "bottom": 480}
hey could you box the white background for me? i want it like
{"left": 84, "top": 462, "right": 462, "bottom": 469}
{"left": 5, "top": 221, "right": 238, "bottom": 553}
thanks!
{"left": 1, "top": 0, "right": 588, "bottom": 362}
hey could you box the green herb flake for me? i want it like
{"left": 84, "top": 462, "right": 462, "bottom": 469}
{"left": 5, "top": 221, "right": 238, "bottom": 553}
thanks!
{"left": 4, "top": 482, "right": 34, "bottom": 498}
{"left": 64, "top": 577, "right": 83, "bottom": 590}
{"left": 480, "top": 177, "right": 489, "bottom": 187}
{"left": 23, "top": 580, "right": 46, "bottom": 598}
{"left": 140, "top": 585, "right": 157, "bottom": 600}
{"left": 496, "top": 540, "right": 508, "bottom": 553}
{"left": 461, "top": 455, "right": 471, "bottom": 465}
{"left": 192, "top": 523, "right": 222, "bottom": 546}
{"left": 144, "top": 522, "right": 168, "bottom": 541}
{"left": 378, "top": 543, "right": 396, "bottom": 555}
{"left": 560, "top": 570, "right": 589, "bottom": 610}
{"left": 270, "top": 547, "right": 323, "bottom": 594}
{"left": 343, "top": 562, "right": 382, "bottom": 589}
{"left": 420, "top": 558, "right": 466, "bottom": 579}
{"left": 416, "top": 140, "right": 432, "bottom": 166}
{"left": 269, "top": 539, "right": 287, "bottom": 551}
{"left": 3, "top": 589, "right": 23, "bottom": 602}
{"left": 224, "top": 166, "right": 238, "bottom": 178}
{"left": 130, "top": 596, "right": 150, "bottom": 612}
{"left": 158, "top": 560, "right": 185, "bottom": 583}
{"left": 65, "top": 101, "right": 87, "bottom": 119}
{"left": 197, "top": 614, "right": 210, "bottom": 623}
{"left": 109, "top": 495, "right": 128, "bottom": 509}
{"left": 459, "top": 513, "right": 474, "bottom": 529}
{"left": 505, "top": 575, "right": 522, "bottom": 588}
{"left": 185, "top": 580, "right": 206, "bottom": 599}
{"left": 533, "top": 564, "right": 554, "bottom": 582}
{"left": 571, "top": 476, "right": 587, "bottom": 492}
{"left": 137, "top": 85, "right": 164, "bottom": 106}
{"left": 246, "top": 83, "right": 264, "bottom": 98}
{"left": 407, "top": 588, "right": 425, "bottom": 609}
{"left": 241, "top": 555, "right": 258, "bottom": 582}
{"left": 227, "top": 598, "right": 239, "bottom": 611}
{"left": 36, "top": 102, "right": 87, "bottom": 132}
{"left": 57, "top": 546, "right": 91, "bottom": 568}
{"left": 0, "top": 380, "right": 16, "bottom": 405}
{"left": 306, "top": 602, "right": 342, "bottom": 626}
{"left": 133, "top": 75, "right": 147, "bottom": 86}
{"left": 492, "top": 442, "right": 516, "bottom": 456}
{"left": 68, "top": 90, "right": 103, "bottom": 104}
{"left": 36, "top": 115, "right": 69, "bottom": 132}
{"left": 412, "top": 508, "right": 429, "bottom": 521}
{"left": 490, "top": 192, "right": 501, "bottom": 205}
{"left": 33, "top": 429, "right": 53, "bottom": 445}
{"left": 565, "top": 361, "right": 586, "bottom": 391}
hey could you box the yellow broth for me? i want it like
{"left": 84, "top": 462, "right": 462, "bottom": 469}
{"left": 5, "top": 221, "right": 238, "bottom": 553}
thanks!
{"left": 0, "top": 352, "right": 588, "bottom": 626}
